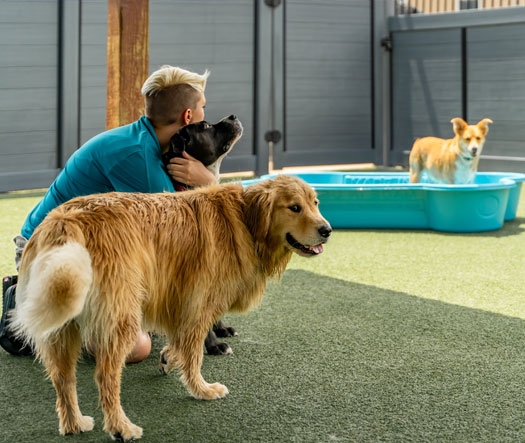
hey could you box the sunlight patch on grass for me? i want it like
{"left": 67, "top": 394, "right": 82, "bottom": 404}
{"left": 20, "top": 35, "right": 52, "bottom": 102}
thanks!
{"left": 288, "top": 193, "right": 525, "bottom": 319}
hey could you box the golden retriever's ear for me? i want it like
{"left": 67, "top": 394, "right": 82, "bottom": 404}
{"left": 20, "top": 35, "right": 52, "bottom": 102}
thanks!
{"left": 477, "top": 118, "right": 493, "bottom": 135}
{"left": 451, "top": 118, "right": 467, "bottom": 135}
{"left": 243, "top": 185, "right": 273, "bottom": 243}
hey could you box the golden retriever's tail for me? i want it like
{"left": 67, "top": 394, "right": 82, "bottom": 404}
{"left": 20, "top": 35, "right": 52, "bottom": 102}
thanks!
{"left": 10, "top": 241, "right": 92, "bottom": 345}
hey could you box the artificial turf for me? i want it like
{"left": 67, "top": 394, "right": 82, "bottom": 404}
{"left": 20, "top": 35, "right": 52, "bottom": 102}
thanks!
{"left": 0, "top": 189, "right": 524, "bottom": 442}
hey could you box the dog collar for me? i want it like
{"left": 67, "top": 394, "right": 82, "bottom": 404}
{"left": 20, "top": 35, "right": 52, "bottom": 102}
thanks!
{"left": 174, "top": 183, "right": 190, "bottom": 192}
{"left": 460, "top": 154, "right": 474, "bottom": 161}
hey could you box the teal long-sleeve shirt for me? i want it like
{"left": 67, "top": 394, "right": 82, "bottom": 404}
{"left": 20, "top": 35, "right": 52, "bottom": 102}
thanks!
{"left": 21, "top": 116, "right": 174, "bottom": 239}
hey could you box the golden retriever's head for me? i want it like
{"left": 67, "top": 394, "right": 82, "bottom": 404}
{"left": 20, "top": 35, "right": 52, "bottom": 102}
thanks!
{"left": 451, "top": 117, "right": 493, "bottom": 159}
{"left": 243, "top": 175, "right": 331, "bottom": 259}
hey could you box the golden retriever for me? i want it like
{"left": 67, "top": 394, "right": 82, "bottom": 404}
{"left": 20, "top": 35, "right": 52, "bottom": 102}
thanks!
{"left": 11, "top": 175, "right": 331, "bottom": 441}
{"left": 409, "top": 117, "right": 493, "bottom": 184}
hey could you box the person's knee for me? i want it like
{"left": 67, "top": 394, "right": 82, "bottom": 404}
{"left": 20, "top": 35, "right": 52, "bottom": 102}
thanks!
{"left": 126, "top": 330, "right": 151, "bottom": 364}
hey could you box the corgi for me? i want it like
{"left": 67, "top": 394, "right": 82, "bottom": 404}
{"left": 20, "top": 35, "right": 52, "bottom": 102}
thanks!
{"left": 409, "top": 118, "right": 493, "bottom": 184}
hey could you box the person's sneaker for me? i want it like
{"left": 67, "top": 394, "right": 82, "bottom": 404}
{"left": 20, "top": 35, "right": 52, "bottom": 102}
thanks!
{"left": 2, "top": 275, "right": 17, "bottom": 297}
{"left": 0, "top": 276, "right": 33, "bottom": 356}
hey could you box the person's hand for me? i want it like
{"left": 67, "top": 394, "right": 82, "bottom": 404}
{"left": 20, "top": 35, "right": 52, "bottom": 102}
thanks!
{"left": 166, "top": 151, "right": 218, "bottom": 187}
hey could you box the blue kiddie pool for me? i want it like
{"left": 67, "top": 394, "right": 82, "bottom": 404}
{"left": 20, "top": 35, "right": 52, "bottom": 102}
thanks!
{"left": 241, "top": 172, "right": 525, "bottom": 233}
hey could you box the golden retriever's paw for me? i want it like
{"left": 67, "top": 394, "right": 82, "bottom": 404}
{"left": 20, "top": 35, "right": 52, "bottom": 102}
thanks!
{"left": 59, "top": 415, "right": 94, "bottom": 435}
{"left": 159, "top": 347, "right": 175, "bottom": 375}
{"left": 110, "top": 422, "right": 143, "bottom": 441}
{"left": 209, "top": 382, "right": 229, "bottom": 398}
{"left": 192, "top": 382, "right": 229, "bottom": 400}
{"left": 78, "top": 415, "right": 95, "bottom": 432}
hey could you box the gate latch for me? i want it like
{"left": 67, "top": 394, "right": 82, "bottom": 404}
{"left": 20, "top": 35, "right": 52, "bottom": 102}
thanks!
{"left": 264, "top": 130, "right": 282, "bottom": 144}
{"left": 381, "top": 36, "right": 392, "bottom": 52}
{"left": 264, "top": 0, "right": 281, "bottom": 7}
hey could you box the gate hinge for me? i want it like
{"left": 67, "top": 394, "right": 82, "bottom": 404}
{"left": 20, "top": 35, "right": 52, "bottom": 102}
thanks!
{"left": 381, "top": 36, "right": 392, "bottom": 52}
{"left": 264, "top": 0, "right": 281, "bottom": 8}
{"left": 264, "top": 130, "right": 282, "bottom": 144}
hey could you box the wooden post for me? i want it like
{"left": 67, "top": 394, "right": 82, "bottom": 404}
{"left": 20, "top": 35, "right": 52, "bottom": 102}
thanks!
{"left": 106, "top": 0, "right": 149, "bottom": 130}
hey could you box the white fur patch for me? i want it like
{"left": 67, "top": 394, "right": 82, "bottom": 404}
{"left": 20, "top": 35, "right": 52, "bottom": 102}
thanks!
{"left": 11, "top": 242, "right": 92, "bottom": 343}
{"left": 206, "top": 131, "right": 243, "bottom": 179}
{"left": 454, "top": 156, "right": 476, "bottom": 184}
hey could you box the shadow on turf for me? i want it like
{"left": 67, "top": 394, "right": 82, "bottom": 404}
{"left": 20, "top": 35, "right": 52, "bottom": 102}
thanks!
{"left": 1, "top": 270, "right": 524, "bottom": 442}
{"left": 336, "top": 216, "right": 525, "bottom": 238}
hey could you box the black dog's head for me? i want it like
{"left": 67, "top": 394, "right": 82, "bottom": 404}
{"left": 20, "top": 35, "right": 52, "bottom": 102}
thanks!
{"left": 162, "top": 114, "right": 243, "bottom": 190}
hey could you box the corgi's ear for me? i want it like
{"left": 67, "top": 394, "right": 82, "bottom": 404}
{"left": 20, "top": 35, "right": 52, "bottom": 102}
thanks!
{"left": 477, "top": 118, "right": 493, "bottom": 135}
{"left": 451, "top": 118, "right": 467, "bottom": 135}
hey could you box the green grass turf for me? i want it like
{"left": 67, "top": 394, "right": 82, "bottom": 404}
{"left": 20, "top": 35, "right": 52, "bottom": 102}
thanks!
{"left": 0, "top": 189, "right": 524, "bottom": 442}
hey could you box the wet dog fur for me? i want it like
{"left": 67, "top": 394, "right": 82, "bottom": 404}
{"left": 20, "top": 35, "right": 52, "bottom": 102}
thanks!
{"left": 11, "top": 175, "right": 331, "bottom": 440}
{"left": 409, "top": 118, "right": 493, "bottom": 184}
{"left": 162, "top": 115, "right": 242, "bottom": 192}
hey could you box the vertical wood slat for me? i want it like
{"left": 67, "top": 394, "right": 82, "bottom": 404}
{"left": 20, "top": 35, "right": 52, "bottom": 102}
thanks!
{"left": 409, "top": 0, "right": 459, "bottom": 12}
{"left": 106, "top": 0, "right": 149, "bottom": 130}
{"left": 407, "top": 0, "right": 525, "bottom": 12}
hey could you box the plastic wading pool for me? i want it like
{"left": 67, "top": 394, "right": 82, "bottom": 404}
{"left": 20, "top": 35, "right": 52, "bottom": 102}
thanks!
{"left": 241, "top": 172, "right": 525, "bottom": 233}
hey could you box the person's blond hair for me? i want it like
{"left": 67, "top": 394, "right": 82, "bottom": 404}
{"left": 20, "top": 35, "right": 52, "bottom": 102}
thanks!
{"left": 141, "top": 65, "right": 210, "bottom": 126}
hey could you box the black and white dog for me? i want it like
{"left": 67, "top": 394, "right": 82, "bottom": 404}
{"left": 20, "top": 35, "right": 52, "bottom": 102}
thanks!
{"left": 162, "top": 114, "right": 243, "bottom": 192}
{"left": 162, "top": 114, "right": 243, "bottom": 355}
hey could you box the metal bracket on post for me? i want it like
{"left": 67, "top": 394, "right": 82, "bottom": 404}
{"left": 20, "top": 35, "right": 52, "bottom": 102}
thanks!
{"left": 380, "top": 36, "right": 392, "bottom": 52}
{"left": 264, "top": 130, "right": 282, "bottom": 144}
{"left": 264, "top": 0, "right": 281, "bottom": 7}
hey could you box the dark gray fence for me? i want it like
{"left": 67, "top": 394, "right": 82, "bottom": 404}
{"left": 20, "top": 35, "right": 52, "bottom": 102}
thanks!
{"left": 149, "top": 0, "right": 257, "bottom": 174}
{"left": 0, "top": 0, "right": 387, "bottom": 192}
{"left": 0, "top": 0, "right": 60, "bottom": 191}
{"left": 390, "top": 7, "right": 525, "bottom": 172}
{"left": 0, "top": 0, "right": 108, "bottom": 192}
{"left": 271, "top": 0, "right": 382, "bottom": 169}
{"left": 2, "top": 1, "right": 524, "bottom": 193}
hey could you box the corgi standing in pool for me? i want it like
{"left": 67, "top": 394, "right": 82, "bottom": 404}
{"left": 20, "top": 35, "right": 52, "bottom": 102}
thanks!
{"left": 409, "top": 118, "right": 493, "bottom": 184}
